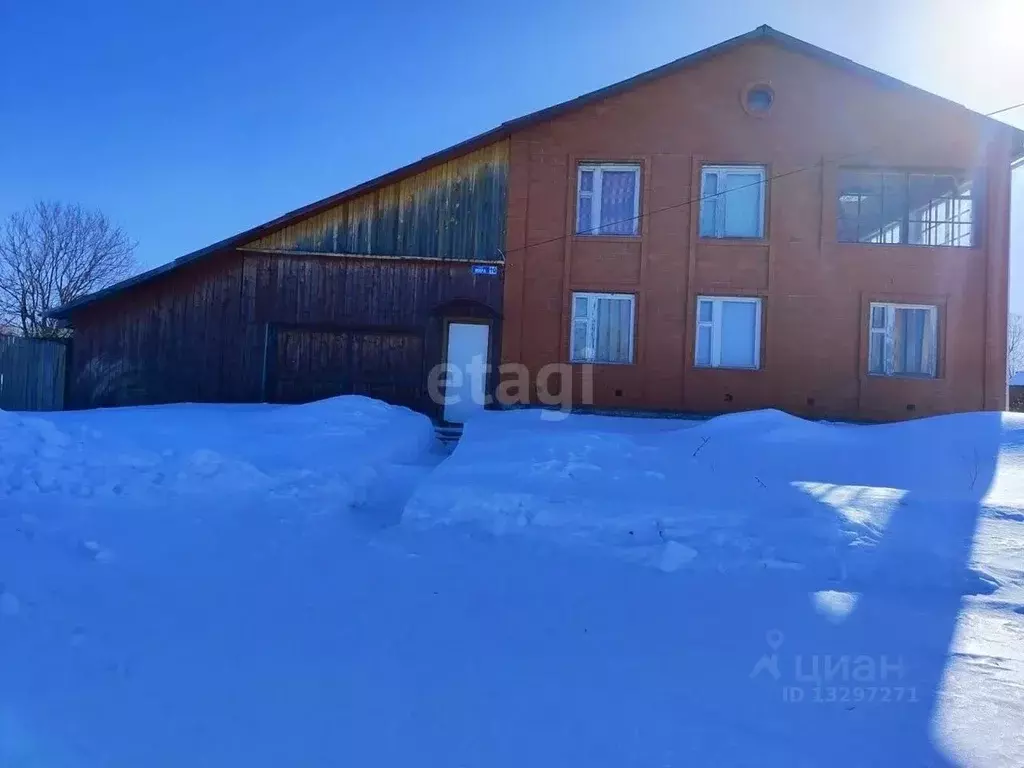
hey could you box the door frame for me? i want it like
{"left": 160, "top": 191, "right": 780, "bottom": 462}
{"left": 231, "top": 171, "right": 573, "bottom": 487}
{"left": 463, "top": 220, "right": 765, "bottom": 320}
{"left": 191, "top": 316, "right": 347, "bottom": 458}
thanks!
{"left": 440, "top": 316, "right": 493, "bottom": 425}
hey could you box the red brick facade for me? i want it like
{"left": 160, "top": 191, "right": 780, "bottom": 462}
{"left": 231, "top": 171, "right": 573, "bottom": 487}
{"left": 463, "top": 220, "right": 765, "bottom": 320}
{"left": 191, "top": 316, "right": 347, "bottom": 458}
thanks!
{"left": 499, "top": 39, "right": 1015, "bottom": 420}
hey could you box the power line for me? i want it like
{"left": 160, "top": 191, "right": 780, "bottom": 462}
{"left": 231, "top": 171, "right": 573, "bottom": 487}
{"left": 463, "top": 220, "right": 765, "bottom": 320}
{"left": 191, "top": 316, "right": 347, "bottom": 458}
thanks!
{"left": 499, "top": 100, "right": 1023, "bottom": 260}
{"left": 987, "top": 101, "right": 1024, "bottom": 117}
{"left": 505, "top": 150, "right": 862, "bottom": 256}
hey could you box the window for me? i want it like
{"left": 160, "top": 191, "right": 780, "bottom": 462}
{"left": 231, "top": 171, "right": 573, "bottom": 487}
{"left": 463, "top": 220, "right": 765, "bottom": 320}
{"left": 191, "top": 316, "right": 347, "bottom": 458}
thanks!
{"left": 744, "top": 85, "right": 774, "bottom": 114}
{"left": 837, "top": 169, "right": 976, "bottom": 247}
{"left": 570, "top": 292, "right": 635, "bottom": 364}
{"left": 576, "top": 164, "right": 641, "bottom": 236}
{"left": 699, "top": 165, "right": 766, "bottom": 239}
{"left": 694, "top": 296, "right": 762, "bottom": 369}
{"left": 868, "top": 303, "right": 939, "bottom": 377}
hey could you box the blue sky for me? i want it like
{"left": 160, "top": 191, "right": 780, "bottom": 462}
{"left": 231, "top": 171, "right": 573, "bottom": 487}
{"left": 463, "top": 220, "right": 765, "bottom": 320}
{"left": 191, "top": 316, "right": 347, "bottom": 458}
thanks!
{"left": 2, "top": 0, "right": 1022, "bottom": 307}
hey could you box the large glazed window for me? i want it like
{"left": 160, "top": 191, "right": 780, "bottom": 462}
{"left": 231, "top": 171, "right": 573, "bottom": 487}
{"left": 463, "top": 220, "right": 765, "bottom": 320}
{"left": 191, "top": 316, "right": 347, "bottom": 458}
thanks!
{"left": 694, "top": 296, "right": 762, "bottom": 370}
{"left": 868, "top": 302, "right": 939, "bottom": 377}
{"left": 838, "top": 170, "right": 976, "bottom": 247}
{"left": 699, "top": 165, "right": 767, "bottom": 239}
{"left": 570, "top": 292, "right": 636, "bottom": 364}
{"left": 576, "top": 164, "right": 641, "bottom": 236}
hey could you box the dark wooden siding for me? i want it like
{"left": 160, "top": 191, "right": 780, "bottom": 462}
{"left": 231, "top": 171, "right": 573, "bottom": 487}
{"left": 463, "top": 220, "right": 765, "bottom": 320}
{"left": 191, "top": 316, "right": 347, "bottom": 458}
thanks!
{"left": 251, "top": 254, "right": 503, "bottom": 414}
{"left": 68, "top": 253, "right": 249, "bottom": 408}
{"left": 67, "top": 252, "right": 503, "bottom": 414}
{"left": 249, "top": 254, "right": 502, "bottom": 327}
{"left": 65, "top": 138, "right": 508, "bottom": 412}
{"left": 0, "top": 336, "right": 67, "bottom": 411}
{"left": 273, "top": 328, "right": 423, "bottom": 406}
{"left": 244, "top": 142, "right": 509, "bottom": 262}
{"left": 65, "top": 137, "right": 509, "bottom": 413}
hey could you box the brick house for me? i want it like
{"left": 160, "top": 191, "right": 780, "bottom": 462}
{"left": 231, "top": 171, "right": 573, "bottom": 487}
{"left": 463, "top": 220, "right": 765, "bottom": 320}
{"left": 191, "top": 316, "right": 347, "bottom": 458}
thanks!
{"left": 499, "top": 26, "right": 1022, "bottom": 421}
{"left": 50, "top": 26, "right": 1023, "bottom": 421}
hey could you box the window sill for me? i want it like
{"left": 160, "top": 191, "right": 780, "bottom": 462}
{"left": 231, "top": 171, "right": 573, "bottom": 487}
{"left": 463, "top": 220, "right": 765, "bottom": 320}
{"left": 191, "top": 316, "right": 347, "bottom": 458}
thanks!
{"left": 569, "top": 360, "right": 635, "bottom": 366}
{"left": 698, "top": 237, "right": 769, "bottom": 246}
{"left": 865, "top": 372, "right": 939, "bottom": 380}
{"left": 692, "top": 364, "right": 762, "bottom": 372}
{"left": 574, "top": 235, "right": 642, "bottom": 243}
{"left": 836, "top": 241, "right": 978, "bottom": 251}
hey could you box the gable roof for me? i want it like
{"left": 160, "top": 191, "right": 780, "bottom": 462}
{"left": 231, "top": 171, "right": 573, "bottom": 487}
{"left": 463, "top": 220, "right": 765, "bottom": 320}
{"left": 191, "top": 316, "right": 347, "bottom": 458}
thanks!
{"left": 49, "top": 24, "right": 1024, "bottom": 320}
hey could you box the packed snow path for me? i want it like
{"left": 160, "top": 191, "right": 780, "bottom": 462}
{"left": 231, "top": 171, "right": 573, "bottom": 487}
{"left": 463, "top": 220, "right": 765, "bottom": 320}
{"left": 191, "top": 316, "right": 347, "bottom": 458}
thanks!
{"left": 2, "top": 399, "right": 1024, "bottom": 766}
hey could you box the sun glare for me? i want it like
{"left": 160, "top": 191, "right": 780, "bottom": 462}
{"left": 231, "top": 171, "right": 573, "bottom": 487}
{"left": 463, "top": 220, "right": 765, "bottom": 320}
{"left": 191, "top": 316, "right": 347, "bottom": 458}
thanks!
{"left": 927, "top": 0, "right": 1024, "bottom": 112}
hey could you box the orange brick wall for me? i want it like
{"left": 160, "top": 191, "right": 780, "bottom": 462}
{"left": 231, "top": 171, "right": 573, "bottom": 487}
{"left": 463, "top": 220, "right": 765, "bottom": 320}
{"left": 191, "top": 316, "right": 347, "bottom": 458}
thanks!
{"left": 500, "top": 41, "right": 1013, "bottom": 420}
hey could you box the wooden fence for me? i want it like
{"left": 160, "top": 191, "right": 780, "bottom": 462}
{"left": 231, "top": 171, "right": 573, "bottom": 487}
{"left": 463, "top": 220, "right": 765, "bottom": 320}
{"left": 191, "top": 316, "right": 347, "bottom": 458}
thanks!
{"left": 1011, "top": 385, "right": 1024, "bottom": 412}
{"left": 0, "top": 335, "right": 67, "bottom": 411}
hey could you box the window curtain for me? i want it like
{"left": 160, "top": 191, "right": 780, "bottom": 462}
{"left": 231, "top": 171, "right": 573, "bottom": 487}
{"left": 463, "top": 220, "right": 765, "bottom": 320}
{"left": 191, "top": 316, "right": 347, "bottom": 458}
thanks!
{"left": 868, "top": 305, "right": 886, "bottom": 374}
{"left": 594, "top": 297, "right": 633, "bottom": 362}
{"left": 599, "top": 171, "right": 637, "bottom": 235}
{"left": 918, "top": 309, "right": 938, "bottom": 376}
{"left": 887, "top": 307, "right": 937, "bottom": 376}
{"left": 868, "top": 332, "right": 884, "bottom": 373}
{"left": 883, "top": 307, "right": 898, "bottom": 375}
{"left": 571, "top": 296, "right": 590, "bottom": 360}
{"left": 576, "top": 196, "right": 593, "bottom": 234}
{"left": 722, "top": 173, "right": 763, "bottom": 238}
{"left": 701, "top": 170, "right": 763, "bottom": 238}
{"left": 695, "top": 300, "right": 713, "bottom": 366}
{"left": 576, "top": 170, "right": 594, "bottom": 233}
{"left": 900, "top": 309, "right": 923, "bottom": 373}
{"left": 719, "top": 300, "right": 758, "bottom": 367}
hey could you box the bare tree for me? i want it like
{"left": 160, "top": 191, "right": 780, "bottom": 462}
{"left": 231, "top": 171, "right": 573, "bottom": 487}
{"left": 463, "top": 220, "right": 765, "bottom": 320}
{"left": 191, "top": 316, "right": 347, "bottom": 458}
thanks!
{"left": 0, "top": 202, "right": 136, "bottom": 337}
{"left": 1010, "top": 313, "right": 1024, "bottom": 378}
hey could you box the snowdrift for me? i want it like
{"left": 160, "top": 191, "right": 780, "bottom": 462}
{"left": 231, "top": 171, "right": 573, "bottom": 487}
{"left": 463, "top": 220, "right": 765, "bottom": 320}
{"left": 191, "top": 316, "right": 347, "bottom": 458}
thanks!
{"left": 4, "top": 400, "right": 1024, "bottom": 766}
{"left": 0, "top": 396, "right": 435, "bottom": 505}
{"left": 406, "top": 408, "right": 1024, "bottom": 592}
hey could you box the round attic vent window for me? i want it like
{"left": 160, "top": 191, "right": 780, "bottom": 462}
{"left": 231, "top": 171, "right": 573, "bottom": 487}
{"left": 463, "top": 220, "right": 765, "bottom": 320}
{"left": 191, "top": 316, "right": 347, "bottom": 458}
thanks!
{"left": 744, "top": 85, "right": 775, "bottom": 115}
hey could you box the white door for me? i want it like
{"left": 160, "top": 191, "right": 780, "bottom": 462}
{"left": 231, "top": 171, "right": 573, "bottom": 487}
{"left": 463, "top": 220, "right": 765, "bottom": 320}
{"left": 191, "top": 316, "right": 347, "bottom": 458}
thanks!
{"left": 443, "top": 322, "right": 490, "bottom": 423}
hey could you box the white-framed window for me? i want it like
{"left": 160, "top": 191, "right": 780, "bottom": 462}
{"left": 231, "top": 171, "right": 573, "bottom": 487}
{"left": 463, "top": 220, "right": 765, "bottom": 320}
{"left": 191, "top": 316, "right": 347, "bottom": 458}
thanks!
{"left": 699, "top": 165, "right": 767, "bottom": 239}
{"left": 868, "top": 302, "right": 939, "bottom": 377}
{"left": 694, "top": 296, "right": 762, "bottom": 369}
{"left": 576, "top": 164, "right": 641, "bottom": 236}
{"left": 570, "top": 292, "right": 636, "bottom": 364}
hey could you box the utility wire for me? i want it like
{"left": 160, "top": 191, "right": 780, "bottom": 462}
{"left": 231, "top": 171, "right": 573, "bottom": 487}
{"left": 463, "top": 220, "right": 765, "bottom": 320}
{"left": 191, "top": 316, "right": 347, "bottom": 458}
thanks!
{"left": 499, "top": 100, "right": 1024, "bottom": 260}
{"left": 987, "top": 101, "right": 1024, "bottom": 117}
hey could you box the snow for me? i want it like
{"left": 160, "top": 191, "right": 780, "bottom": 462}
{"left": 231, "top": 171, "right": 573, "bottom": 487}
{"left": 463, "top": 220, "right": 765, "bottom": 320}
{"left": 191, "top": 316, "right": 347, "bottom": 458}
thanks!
{"left": 0, "top": 397, "right": 435, "bottom": 503}
{"left": 408, "top": 408, "right": 1024, "bottom": 595}
{"left": 4, "top": 399, "right": 1024, "bottom": 766}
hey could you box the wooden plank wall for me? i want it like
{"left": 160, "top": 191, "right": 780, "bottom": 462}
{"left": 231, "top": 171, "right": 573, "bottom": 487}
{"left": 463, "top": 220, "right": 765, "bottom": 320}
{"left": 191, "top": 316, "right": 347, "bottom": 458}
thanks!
{"left": 251, "top": 254, "right": 504, "bottom": 414}
{"left": 249, "top": 254, "right": 503, "bottom": 328}
{"left": 67, "top": 254, "right": 250, "bottom": 408}
{"left": 65, "top": 252, "right": 504, "bottom": 413}
{"left": 273, "top": 327, "right": 424, "bottom": 407}
{"left": 0, "top": 336, "right": 67, "bottom": 411}
{"left": 244, "top": 142, "right": 509, "bottom": 262}
{"left": 64, "top": 140, "right": 511, "bottom": 411}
